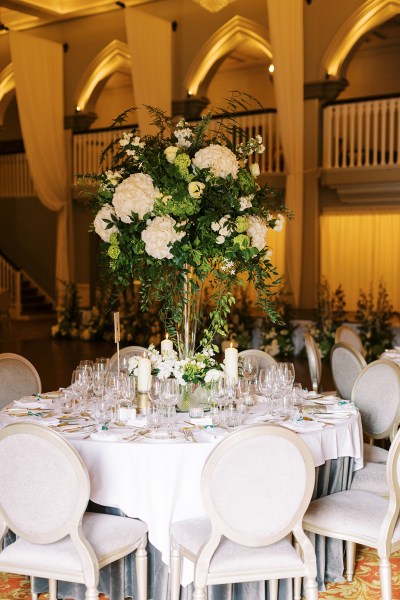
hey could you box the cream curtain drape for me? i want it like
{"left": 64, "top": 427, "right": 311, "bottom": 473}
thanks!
{"left": 9, "top": 31, "right": 72, "bottom": 295}
{"left": 320, "top": 211, "right": 400, "bottom": 312}
{"left": 125, "top": 9, "right": 172, "bottom": 135}
{"left": 265, "top": 0, "right": 304, "bottom": 306}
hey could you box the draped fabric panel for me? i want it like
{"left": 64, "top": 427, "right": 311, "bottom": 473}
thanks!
{"left": 9, "top": 31, "right": 72, "bottom": 293}
{"left": 124, "top": 9, "right": 172, "bottom": 135}
{"left": 265, "top": 0, "right": 304, "bottom": 306}
{"left": 320, "top": 211, "right": 400, "bottom": 312}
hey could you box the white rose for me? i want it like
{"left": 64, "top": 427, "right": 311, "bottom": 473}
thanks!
{"left": 93, "top": 204, "right": 118, "bottom": 242}
{"left": 164, "top": 146, "right": 179, "bottom": 164}
{"left": 188, "top": 181, "right": 205, "bottom": 198}
{"left": 216, "top": 235, "right": 225, "bottom": 245}
{"left": 247, "top": 216, "right": 268, "bottom": 251}
{"left": 112, "top": 173, "right": 160, "bottom": 222}
{"left": 250, "top": 162, "right": 260, "bottom": 178}
{"left": 211, "top": 222, "right": 220, "bottom": 232}
{"left": 204, "top": 369, "right": 223, "bottom": 383}
{"left": 192, "top": 144, "right": 239, "bottom": 179}
{"left": 274, "top": 213, "right": 285, "bottom": 232}
{"left": 141, "top": 215, "right": 185, "bottom": 260}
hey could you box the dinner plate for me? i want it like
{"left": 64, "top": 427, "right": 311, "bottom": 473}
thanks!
{"left": 142, "top": 430, "right": 185, "bottom": 443}
{"left": 313, "top": 398, "right": 338, "bottom": 406}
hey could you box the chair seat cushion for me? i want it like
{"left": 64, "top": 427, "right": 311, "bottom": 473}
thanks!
{"left": 0, "top": 513, "right": 147, "bottom": 576}
{"left": 350, "top": 462, "right": 388, "bottom": 496}
{"left": 303, "top": 490, "right": 400, "bottom": 544}
{"left": 363, "top": 443, "right": 389, "bottom": 464}
{"left": 171, "top": 517, "right": 305, "bottom": 576}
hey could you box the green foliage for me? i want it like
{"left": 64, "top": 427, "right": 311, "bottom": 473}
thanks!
{"left": 84, "top": 94, "right": 289, "bottom": 353}
{"left": 309, "top": 278, "right": 346, "bottom": 360}
{"left": 51, "top": 281, "right": 81, "bottom": 339}
{"left": 356, "top": 281, "right": 394, "bottom": 361}
{"left": 261, "top": 283, "right": 297, "bottom": 357}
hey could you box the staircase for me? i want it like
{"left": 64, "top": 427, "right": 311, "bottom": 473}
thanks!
{"left": 0, "top": 252, "right": 55, "bottom": 319}
{"left": 20, "top": 276, "right": 55, "bottom": 317}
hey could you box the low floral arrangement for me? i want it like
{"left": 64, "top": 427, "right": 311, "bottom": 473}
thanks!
{"left": 127, "top": 345, "right": 223, "bottom": 386}
{"left": 84, "top": 93, "right": 289, "bottom": 356}
{"left": 261, "top": 284, "right": 297, "bottom": 357}
{"left": 308, "top": 278, "right": 346, "bottom": 360}
{"left": 356, "top": 280, "right": 394, "bottom": 361}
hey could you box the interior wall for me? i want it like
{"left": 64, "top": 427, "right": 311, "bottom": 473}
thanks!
{"left": 0, "top": 197, "right": 57, "bottom": 297}
{"left": 340, "top": 42, "right": 400, "bottom": 99}
{"left": 92, "top": 73, "right": 135, "bottom": 129}
{"left": 206, "top": 62, "right": 275, "bottom": 111}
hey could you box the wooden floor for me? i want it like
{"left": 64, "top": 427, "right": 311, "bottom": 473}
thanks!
{"left": 0, "top": 317, "right": 335, "bottom": 393}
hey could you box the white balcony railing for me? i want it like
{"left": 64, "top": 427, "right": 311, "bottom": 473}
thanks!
{"left": 323, "top": 96, "right": 400, "bottom": 169}
{"left": 0, "top": 112, "right": 284, "bottom": 198}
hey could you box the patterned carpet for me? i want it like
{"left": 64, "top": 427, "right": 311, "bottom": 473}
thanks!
{"left": 0, "top": 546, "right": 399, "bottom": 599}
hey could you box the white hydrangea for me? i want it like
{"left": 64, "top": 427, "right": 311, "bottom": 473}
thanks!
{"left": 141, "top": 215, "right": 186, "bottom": 260}
{"left": 112, "top": 173, "right": 160, "bottom": 222}
{"left": 93, "top": 204, "right": 118, "bottom": 242}
{"left": 238, "top": 195, "right": 253, "bottom": 211}
{"left": 247, "top": 215, "right": 268, "bottom": 251}
{"left": 192, "top": 144, "right": 239, "bottom": 179}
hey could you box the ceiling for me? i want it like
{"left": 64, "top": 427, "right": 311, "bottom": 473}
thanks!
{"left": 0, "top": 0, "right": 156, "bottom": 31}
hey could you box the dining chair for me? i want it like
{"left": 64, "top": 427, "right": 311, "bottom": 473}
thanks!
{"left": 238, "top": 348, "right": 276, "bottom": 369}
{"left": 303, "top": 425, "right": 400, "bottom": 599}
{"left": 108, "top": 345, "right": 148, "bottom": 371}
{"left": 330, "top": 342, "right": 367, "bottom": 401}
{"left": 334, "top": 324, "right": 365, "bottom": 356}
{"left": 0, "top": 422, "right": 148, "bottom": 600}
{"left": 170, "top": 424, "right": 318, "bottom": 600}
{"left": 349, "top": 359, "right": 400, "bottom": 485}
{"left": 303, "top": 333, "right": 322, "bottom": 393}
{"left": 0, "top": 352, "right": 41, "bottom": 410}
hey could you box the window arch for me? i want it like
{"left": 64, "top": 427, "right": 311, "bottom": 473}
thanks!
{"left": 0, "top": 64, "right": 16, "bottom": 127}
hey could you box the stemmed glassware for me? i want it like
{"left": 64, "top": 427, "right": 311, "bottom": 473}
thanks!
{"left": 160, "top": 378, "right": 180, "bottom": 434}
{"left": 148, "top": 376, "right": 163, "bottom": 429}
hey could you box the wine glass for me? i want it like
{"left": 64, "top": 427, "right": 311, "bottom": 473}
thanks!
{"left": 242, "top": 356, "right": 258, "bottom": 396}
{"left": 148, "top": 376, "right": 163, "bottom": 429}
{"left": 258, "top": 365, "right": 276, "bottom": 412}
{"left": 160, "top": 378, "right": 180, "bottom": 434}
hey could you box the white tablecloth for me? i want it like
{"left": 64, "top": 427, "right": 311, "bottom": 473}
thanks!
{"left": 69, "top": 408, "right": 362, "bottom": 586}
{"left": 0, "top": 405, "right": 363, "bottom": 588}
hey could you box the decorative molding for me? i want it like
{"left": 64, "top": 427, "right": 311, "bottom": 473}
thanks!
{"left": 75, "top": 39, "right": 131, "bottom": 112}
{"left": 304, "top": 78, "right": 348, "bottom": 103}
{"left": 322, "top": 166, "right": 400, "bottom": 203}
{"left": 185, "top": 15, "right": 272, "bottom": 96}
{"left": 321, "top": 0, "right": 400, "bottom": 78}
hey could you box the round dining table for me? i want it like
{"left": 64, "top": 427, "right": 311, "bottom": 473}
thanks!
{"left": 0, "top": 399, "right": 363, "bottom": 600}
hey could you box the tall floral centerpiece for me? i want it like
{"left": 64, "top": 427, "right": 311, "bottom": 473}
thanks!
{"left": 88, "top": 96, "right": 289, "bottom": 370}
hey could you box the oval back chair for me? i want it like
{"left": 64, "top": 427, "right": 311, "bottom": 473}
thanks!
{"left": 0, "top": 422, "right": 148, "bottom": 600}
{"left": 335, "top": 325, "right": 365, "bottom": 356}
{"left": 238, "top": 348, "right": 276, "bottom": 370}
{"left": 109, "top": 345, "right": 148, "bottom": 372}
{"left": 303, "top": 333, "right": 322, "bottom": 394}
{"left": 170, "top": 424, "right": 318, "bottom": 600}
{"left": 351, "top": 359, "right": 400, "bottom": 443}
{"left": 0, "top": 352, "right": 41, "bottom": 409}
{"left": 330, "top": 342, "right": 367, "bottom": 401}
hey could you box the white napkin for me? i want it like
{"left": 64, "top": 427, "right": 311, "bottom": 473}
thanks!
{"left": 280, "top": 420, "right": 325, "bottom": 432}
{"left": 192, "top": 427, "right": 226, "bottom": 443}
{"left": 90, "top": 430, "right": 126, "bottom": 442}
{"left": 14, "top": 396, "right": 51, "bottom": 409}
{"left": 12, "top": 416, "right": 60, "bottom": 427}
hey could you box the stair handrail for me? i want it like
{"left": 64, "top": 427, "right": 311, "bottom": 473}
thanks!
{"left": 0, "top": 253, "right": 21, "bottom": 317}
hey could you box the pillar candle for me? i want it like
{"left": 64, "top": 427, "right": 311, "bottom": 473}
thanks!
{"left": 161, "top": 333, "right": 173, "bottom": 355}
{"left": 137, "top": 354, "right": 152, "bottom": 393}
{"left": 224, "top": 344, "right": 238, "bottom": 381}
